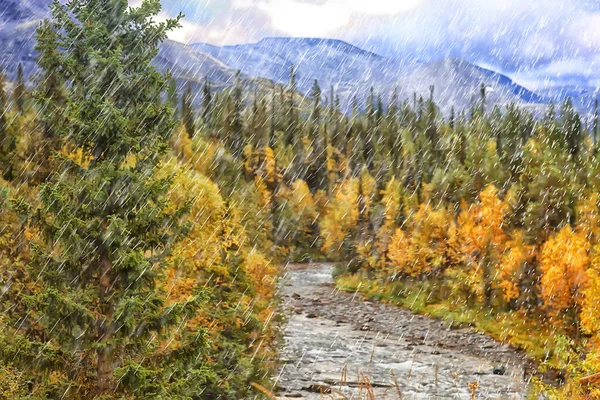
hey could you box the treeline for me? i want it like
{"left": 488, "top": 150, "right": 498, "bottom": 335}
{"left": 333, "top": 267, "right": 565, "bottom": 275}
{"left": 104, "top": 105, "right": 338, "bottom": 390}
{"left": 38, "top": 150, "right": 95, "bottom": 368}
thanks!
{"left": 184, "top": 58, "right": 600, "bottom": 393}
{"left": 0, "top": 1, "right": 277, "bottom": 398}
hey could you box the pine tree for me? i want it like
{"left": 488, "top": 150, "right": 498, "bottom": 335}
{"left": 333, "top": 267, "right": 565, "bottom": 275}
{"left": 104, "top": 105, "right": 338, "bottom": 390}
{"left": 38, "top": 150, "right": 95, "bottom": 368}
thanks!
{"left": 0, "top": 69, "right": 7, "bottom": 135}
{"left": 167, "top": 75, "right": 178, "bottom": 119}
{"left": 13, "top": 63, "right": 26, "bottom": 114}
{"left": 0, "top": 1, "right": 207, "bottom": 397}
{"left": 386, "top": 88, "right": 401, "bottom": 173}
{"left": 479, "top": 82, "right": 486, "bottom": 116}
{"left": 250, "top": 88, "right": 268, "bottom": 148}
{"left": 35, "top": 18, "right": 67, "bottom": 141}
{"left": 202, "top": 77, "right": 212, "bottom": 127}
{"left": 0, "top": 68, "right": 15, "bottom": 181}
{"left": 230, "top": 70, "right": 244, "bottom": 156}
{"left": 306, "top": 79, "right": 328, "bottom": 190}
{"left": 593, "top": 99, "right": 599, "bottom": 150}
{"left": 181, "top": 82, "right": 196, "bottom": 138}
{"left": 269, "top": 83, "right": 277, "bottom": 148}
{"left": 426, "top": 85, "right": 438, "bottom": 163}
{"left": 284, "top": 65, "right": 298, "bottom": 148}
{"left": 310, "top": 79, "right": 322, "bottom": 139}
{"left": 560, "top": 97, "right": 583, "bottom": 157}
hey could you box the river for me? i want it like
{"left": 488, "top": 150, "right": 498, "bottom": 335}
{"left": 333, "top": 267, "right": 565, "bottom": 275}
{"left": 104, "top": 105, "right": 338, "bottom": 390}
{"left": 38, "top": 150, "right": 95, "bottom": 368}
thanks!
{"left": 274, "top": 263, "right": 531, "bottom": 399}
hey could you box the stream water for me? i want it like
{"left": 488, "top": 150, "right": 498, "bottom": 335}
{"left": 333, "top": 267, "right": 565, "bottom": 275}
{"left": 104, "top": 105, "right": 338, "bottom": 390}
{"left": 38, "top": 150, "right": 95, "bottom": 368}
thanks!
{"left": 274, "top": 263, "right": 531, "bottom": 399}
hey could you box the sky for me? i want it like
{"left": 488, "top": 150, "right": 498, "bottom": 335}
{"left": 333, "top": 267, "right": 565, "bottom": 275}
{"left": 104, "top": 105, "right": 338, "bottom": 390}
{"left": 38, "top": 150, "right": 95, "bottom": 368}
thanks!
{"left": 138, "top": 0, "right": 600, "bottom": 90}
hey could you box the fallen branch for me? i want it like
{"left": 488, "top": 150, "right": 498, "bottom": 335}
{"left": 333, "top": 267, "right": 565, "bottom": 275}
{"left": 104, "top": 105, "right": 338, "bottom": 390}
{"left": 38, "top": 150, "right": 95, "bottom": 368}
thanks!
{"left": 250, "top": 382, "right": 276, "bottom": 400}
{"left": 580, "top": 372, "right": 600, "bottom": 386}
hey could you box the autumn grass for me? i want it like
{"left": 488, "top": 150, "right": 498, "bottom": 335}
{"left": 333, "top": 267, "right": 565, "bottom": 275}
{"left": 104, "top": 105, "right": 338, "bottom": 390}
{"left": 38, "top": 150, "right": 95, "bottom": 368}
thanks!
{"left": 335, "top": 273, "right": 559, "bottom": 363}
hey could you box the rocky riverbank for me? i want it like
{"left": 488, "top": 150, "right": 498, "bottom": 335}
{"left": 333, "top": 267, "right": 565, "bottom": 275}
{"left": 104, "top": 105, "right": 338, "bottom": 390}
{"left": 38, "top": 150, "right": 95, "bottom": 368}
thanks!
{"left": 274, "top": 263, "right": 531, "bottom": 399}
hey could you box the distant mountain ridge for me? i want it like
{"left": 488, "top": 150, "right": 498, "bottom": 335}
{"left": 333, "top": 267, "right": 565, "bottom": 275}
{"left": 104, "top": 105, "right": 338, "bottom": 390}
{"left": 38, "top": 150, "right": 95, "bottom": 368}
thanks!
{"left": 0, "top": 0, "right": 48, "bottom": 23}
{"left": 192, "top": 38, "right": 548, "bottom": 114}
{"left": 0, "top": 0, "right": 597, "bottom": 115}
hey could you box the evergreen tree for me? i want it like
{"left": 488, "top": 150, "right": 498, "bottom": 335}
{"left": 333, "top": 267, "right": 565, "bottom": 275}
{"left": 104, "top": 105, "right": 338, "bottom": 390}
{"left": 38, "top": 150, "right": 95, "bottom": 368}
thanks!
{"left": 310, "top": 79, "right": 322, "bottom": 138}
{"left": 13, "top": 63, "right": 26, "bottom": 114}
{"left": 0, "top": 69, "right": 6, "bottom": 135}
{"left": 230, "top": 70, "right": 244, "bottom": 156}
{"left": 0, "top": 69, "right": 15, "bottom": 181}
{"left": 386, "top": 88, "right": 401, "bottom": 173}
{"left": 306, "top": 79, "right": 327, "bottom": 190}
{"left": 560, "top": 97, "right": 583, "bottom": 157}
{"left": 181, "top": 82, "right": 196, "bottom": 138}
{"left": 167, "top": 75, "right": 178, "bottom": 119}
{"left": 0, "top": 2, "right": 207, "bottom": 397}
{"left": 479, "top": 82, "right": 486, "bottom": 115}
{"left": 284, "top": 65, "right": 298, "bottom": 148}
{"left": 269, "top": 84, "right": 277, "bottom": 148}
{"left": 35, "top": 19, "right": 68, "bottom": 141}
{"left": 594, "top": 99, "right": 599, "bottom": 150}
{"left": 202, "top": 77, "right": 212, "bottom": 127}
{"left": 250, "top": 88, "right": 268, "bottom": 148}
{"left": 426, "top": 85, "right": 438, "bottom": 163}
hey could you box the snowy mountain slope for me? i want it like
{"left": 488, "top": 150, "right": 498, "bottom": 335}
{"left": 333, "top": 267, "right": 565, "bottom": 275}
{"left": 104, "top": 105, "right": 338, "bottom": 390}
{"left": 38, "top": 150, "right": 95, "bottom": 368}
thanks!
{"left": 391, "top": 59, "right": 546, "bottom": 113}
{"left": 192, "top": 37, "right": 400, "bottom": 95}
{"left": 0, "top": 0, "right": 591, "bottom": 115}
{"left": 192, "top": 38, "right": 548, "bottom": 114}
{"left": 0, "top": 0, "right": 256, "bottom": 106}
{"left": 0, "top": 0, "right": 48, "bottom": 23}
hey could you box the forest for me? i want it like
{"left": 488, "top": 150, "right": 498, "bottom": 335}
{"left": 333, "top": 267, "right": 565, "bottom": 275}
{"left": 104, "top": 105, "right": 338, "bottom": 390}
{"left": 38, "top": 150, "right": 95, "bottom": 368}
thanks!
{"left": 1, "top": 0, "right": 600, "bottom": 399}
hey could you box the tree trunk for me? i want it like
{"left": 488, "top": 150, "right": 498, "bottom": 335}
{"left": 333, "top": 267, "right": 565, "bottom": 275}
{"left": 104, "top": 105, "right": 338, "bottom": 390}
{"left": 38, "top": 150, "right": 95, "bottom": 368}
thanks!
{"left": 97, "top": 248, "right": 114, "bottom": 395}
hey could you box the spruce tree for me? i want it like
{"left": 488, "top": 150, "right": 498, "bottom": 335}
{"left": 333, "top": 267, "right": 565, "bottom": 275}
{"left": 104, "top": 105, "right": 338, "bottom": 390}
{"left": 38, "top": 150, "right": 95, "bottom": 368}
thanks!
{"left": 0, "top": 69, "right": 7, "bottom": 135}
{"left": 386, "top": 88, "right": 401, "bottom": 173}
{"left": 167, "top": 75, "right": 178, "bottom": 119}
{"left": 269, "top": 84, "right": 277, "bottom": 148}
{"left": 479, "top": 82, "right": 486, "bottom": 115}
{"left": 310, "top": 79, "right": 322, "bottom": 138}
{"left": 594, "top": 99, "right": 599, "bottom": 150}
{"left": 181, "top": 82, "right": 196, "bottom": 138}
{"left": 13, "top": 63, "right": 26, "bottom": 114}
{"left": 231, "top": 70, "right": 244, "bottom": 156}
{"left": 0, "top": 1, "right": 208, "bottom": 397}
{"left": 202, "top": 77, "right": 212, "bottom": 127}
{"left": 0, "top": 69, "right": 15, "bottom": 181}
{"left": 35, "top": 18, "right": 67, "bottom": 141}
{"left": 560, "top": 97, "right": 583, "bottom": 157}
{"left": 306, "top": 79, "right": 328, "bottom": 190}
{"left": 426, "top": 85, "right": 438, "bottom": 163}
{"left": 284, "top": 65, "right": 298, "bottom": 148}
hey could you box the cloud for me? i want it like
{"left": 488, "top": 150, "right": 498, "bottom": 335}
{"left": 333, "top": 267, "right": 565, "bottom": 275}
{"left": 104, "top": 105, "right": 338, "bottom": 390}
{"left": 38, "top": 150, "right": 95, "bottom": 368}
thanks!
{"left": 255, "top": 1, "right": 352, "bottom": 37}
{"left": 155, "top": 0, "right": 600, "bottom": 87}
{"left": 232, "top": 0, "right": 424, "bottom": 37}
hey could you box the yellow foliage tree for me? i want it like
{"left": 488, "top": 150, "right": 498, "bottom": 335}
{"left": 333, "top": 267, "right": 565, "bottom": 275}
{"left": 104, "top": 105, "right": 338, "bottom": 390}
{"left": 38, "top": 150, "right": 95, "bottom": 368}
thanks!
{"left": 499, "top": 231, "right": 534, "bottom": 303}
{"left": 539, "top": 225, "right": 589, "bottom": 328}
{"left": 457, "top": 185, "right": 508, "bottom": 305}
{"left": 158, "top": 160, "right": 277, "bottom": 393}
{"left": 374, "top": 177, "right": 403, "bottom": 272}
{"left": 581, "top": 251, "right": 600, "bottom": 336}
{"left": 386, "top": 203, "right": 451, "bottom": 278}
{"left": 320, "top": 178, "right": 360, "bottom": 257}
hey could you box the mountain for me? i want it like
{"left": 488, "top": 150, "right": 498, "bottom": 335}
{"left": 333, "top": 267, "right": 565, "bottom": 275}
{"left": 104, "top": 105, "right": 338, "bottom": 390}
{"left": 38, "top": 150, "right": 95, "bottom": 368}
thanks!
{"left": 0, "top": 0, "right": 48, "bottom": 23}
{"left": 390, "top": 59, "right": 546, "bottom": 114}
{"left": 0, "top": 0, "right": 280, "bottom": 107}
{"left": 192, "top": 38, "right": 547, "bottom": 114}
{"left": 537, "top": 85, "right": 600, "bottom": 117}
{"left": 0, "top": 1, "right": 586, "bottom": 115}
{"left": 0, "top": 0, "right": 48, "bottom": 79}
{"left": 192, "top": 37, "right": 402, "bottom": 97}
